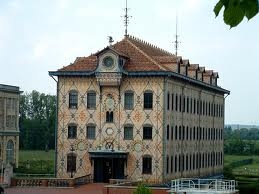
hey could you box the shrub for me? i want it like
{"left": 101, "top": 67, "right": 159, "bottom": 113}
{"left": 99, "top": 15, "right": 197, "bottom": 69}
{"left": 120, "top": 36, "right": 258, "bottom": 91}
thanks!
{"left": 133, "top": 183, "right": 152, "bottom": 194}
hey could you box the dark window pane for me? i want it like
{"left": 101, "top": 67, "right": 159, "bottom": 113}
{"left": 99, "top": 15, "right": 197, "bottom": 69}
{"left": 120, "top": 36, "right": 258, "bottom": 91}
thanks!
{"left": 87, "top": 126, "right": 96, "bottom": 139}
{"left": 69, "top": 91, "right": 78, "bottom": 109}
{"left": 67, "top": 153, "right": 76, "bottom": 173}
{"left": 124, "top": 126, "right": 133, "bottom": 140}
{"left": 142, "top": 156, "right": 152, "bottom": 174}
{"left": 143, "top": 126, "right": 152, "bottom": 140}
{"left": 106, "top": 111, "right": 113, "bottom": 122}
{"left": 87, "top": 92, "right": 96, "bottom": 109}
{"left": 68, "top": 125, "right": 77, "bottom": 139}
{"left": 144, "top": 92, "right": 153, "bottom": 109}
{"left": 124, "top": 92, "right": 134, "bottom": 109}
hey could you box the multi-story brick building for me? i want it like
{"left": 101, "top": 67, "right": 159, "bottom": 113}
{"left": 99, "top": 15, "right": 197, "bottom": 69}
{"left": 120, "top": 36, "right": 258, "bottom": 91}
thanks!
{"left": 49, "top": 35, "right": 229, "bottom": 183}
{"left": 0, "top": 84, "right": 20, "bottom": 168}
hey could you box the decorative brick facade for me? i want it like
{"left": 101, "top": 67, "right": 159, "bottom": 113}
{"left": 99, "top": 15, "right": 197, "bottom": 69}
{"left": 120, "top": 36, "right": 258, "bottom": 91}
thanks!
{"left": 49, "top": 35, "right": 229, "bottom": 183}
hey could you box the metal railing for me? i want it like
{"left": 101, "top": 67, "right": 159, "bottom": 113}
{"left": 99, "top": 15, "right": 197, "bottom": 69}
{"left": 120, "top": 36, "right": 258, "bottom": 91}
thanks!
{"left": 169, "top": 178, "right": 238, "bottom": 193}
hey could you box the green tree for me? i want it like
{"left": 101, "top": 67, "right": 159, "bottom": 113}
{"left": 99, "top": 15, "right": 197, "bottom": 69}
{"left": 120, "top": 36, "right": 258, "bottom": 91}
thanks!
{"left": 19, "top": 91, "right": 56, "bottom": 150}
{"left": 214, "top": 0, "right": 259, "bottom": 27}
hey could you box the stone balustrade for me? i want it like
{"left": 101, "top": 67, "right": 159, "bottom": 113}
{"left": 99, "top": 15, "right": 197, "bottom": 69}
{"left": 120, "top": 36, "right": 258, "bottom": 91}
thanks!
{"left": 11, "top": 174, "right": 91, "bottom": 188}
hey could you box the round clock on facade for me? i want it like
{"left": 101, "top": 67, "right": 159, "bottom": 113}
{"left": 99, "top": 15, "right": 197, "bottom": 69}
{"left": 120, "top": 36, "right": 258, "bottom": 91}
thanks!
{"left": 77, "top": 141, "right": 86, "bottom": 151}
{"left": 103, "top": 56, "right": 114, "bottom": 68}
{"left": 106, "top": 128, "right": 114, "bottom": 136}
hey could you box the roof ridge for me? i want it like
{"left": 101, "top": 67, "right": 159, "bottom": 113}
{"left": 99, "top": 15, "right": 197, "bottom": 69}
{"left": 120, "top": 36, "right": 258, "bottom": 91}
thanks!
{"left": 128, "top": 35, "right": 173, "bottom": 56}
{"left": 126, "top": 37, "right": 166, "bottom": 71}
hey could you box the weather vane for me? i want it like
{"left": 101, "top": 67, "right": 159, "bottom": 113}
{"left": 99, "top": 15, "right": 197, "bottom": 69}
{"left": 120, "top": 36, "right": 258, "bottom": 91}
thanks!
{"left": 108, "top": 36, "right": 114, "bottom": 46}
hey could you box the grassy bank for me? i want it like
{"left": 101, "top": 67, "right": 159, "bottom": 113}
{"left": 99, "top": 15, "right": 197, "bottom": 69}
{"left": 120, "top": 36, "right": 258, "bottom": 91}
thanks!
{"left": 15, "top": 150, "right": 55, "bottom": 175}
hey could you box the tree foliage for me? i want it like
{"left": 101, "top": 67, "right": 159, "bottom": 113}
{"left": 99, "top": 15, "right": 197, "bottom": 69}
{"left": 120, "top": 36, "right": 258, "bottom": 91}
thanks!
{"left": 224, "top": 127, "right": 259, "bottom": 155}
{"left": 19, "top": 90, "right": 56, "bottom": 150}
{"left": 214, "top": 0, "right": 259, "bottom": 27}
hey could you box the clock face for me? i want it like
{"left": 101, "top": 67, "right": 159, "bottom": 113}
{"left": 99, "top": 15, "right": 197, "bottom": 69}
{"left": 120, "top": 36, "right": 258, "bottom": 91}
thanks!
{"left": 77, "top": 141, "right": 86, "bottom": 151}
{"left": 106, "top": 128, "right": 114, "bottom": 136}
{"left": 103, "top": 56, "right": 114, "bottom": 68}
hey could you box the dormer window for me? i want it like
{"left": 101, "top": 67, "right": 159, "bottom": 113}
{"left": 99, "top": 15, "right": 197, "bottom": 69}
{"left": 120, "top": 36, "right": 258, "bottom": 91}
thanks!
{"left": 103, "top": 56, "right": 114, "bottom": 69}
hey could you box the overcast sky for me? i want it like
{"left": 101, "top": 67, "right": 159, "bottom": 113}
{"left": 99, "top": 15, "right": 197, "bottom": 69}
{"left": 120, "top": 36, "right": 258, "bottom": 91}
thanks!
{"left": 1, "top": 0, "right": 258, "bottom": 126}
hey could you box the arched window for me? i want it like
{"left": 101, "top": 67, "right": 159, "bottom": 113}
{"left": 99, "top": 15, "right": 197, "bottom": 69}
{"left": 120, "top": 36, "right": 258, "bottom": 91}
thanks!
{"left": 106, "top": 111, "right": 113, "bottom": 122}
{"left": 166, "top": 155, "right": 169, "bottom": 174}
{"left": 124, "top": 124, "right": 133, "bottom": 140}
{"left": 142, "top": 155, "right": 152, "bottom": 174}
{"left": 175, "top": 94, "right": 178, "bottom": 111}
{"left": 68, "top": 124, "right": 77, "bottom": 139}
{"left": 166, "top": 125, "right": 170, "bottom": 140}
{"left": 143, "top": 124, "right": 152, "bottom": 140}
{"left": 175, "top": 126, "right": 178, "bottom": 140}
{"left": 67, "top": 153, "right": 76, "bottom": 174}
{"left": 167, "top": 92, "right": 170, "bottom": 110}
{"left": 175, "top": 155, "right": 178, "bottom": 172}
{"left": 87, "top": 91, "right": 96, "bottom": 109}
{"left": 69, "top": 90, "right": 78, "bottom": 109}
{"left": 124, "top": 91, "right": 134, "bottom": 110}
{"left": 143, "top": 91, "right": 153, "bottom": 109}
{"left": 6, "top": 140, "right": 14, "bottom": 164}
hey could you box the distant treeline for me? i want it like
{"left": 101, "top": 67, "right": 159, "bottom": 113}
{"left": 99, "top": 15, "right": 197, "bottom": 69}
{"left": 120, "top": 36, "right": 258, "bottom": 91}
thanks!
{"left": 224, "top": 127, "right": 259, "bottom": 155}
{"left": 19, "top": 90, "right": 56, "bottom": 150}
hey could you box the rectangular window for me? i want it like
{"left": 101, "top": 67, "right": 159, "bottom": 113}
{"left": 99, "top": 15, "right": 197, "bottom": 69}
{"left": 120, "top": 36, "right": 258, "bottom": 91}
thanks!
{"left": 167, "top": 125, "right": 170, "bottom": 140}
{"left": 175, "top": 95, "right": 178, "bottom": 111}
{"left": 68, "top": 125, "right": 77, "bottom": 139}
{"left": 87, "top": 126, "right": 96, "bottom": 139}
{"left": 179, "top": 95, "right": 182, "bottom": 112}
{"left": 142, "top": 156, "right": 152, "bottom": 174}
{"left": 171, "top": 94, "right": 174, "bottom": 111}
{"left": 69, "top": 91, "right": 78, "bottom": 109}
{"left": 166, "top": 156, "right": 169, "bottom": 174}
{"left": 183, "top": 96, "right": 185, "bottom": 112}
{"left": 144, "top": 92, "right": 153, "bottom": 109}
{"left": 187, "top": 97, "right": 189, "bottom": 113}
{"left": 143, "top": 126, "right": 152, "bottom": 140}
{"left": 171, "top": 126, "right": 174, "bottom": 140}
{"left": 124, "top": 126, "right": 133, "bottom": 140}
{"left": 106, "top": 111, "right": 114, "bottom": 122}
{"left": 124, "top": 92, "right": 134, "bottom": 110}
{"left": 167, "top": 93, "right": 170, "bottom": 110}
{"left": 67, "top": 154, "right": 76, "bottom": 173}
{"left": 87, "top": 92, "right": 96, "bottom": 109}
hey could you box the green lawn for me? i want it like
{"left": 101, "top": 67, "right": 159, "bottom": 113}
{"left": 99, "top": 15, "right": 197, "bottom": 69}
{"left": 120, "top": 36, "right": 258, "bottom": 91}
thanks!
{"left": 19, "top": 150, "right": 55, "bottom": 162}
{"left": 16, "top": 150, "right": 55, "bottom": 175}
{"left": 224, "top": 155, "right": 259, "bottom": 167}
{"left": 225, "top": 154, "right": 259, "bottom": 176}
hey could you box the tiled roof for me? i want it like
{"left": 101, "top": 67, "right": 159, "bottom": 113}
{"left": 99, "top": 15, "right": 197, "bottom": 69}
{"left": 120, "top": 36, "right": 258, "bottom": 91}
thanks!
{"left": 58, "top": 35, "right": 179, "bottom": 72}
{"left": 58, "top": 55, "right": 97, "bottom": 71}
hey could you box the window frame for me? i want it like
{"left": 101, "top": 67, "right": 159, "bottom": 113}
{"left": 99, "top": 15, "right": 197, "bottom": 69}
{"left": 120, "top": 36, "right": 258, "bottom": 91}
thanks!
{"left": 68, "top": 124, "right": 77, "bottom": 139}
{"left": 87, "top": 91, "right": 96, "bottom": 109}
{"left": 86, "top": 125, "right": 96, "bottom": 139}
{"left": 67, "top": 153, "right": 76, "bottom": 173}
{"left": 124, "top": 125, "right": 133, "bottom": 140}
{"left": 143, "top": 92, "right": 153, "bottom": 109}
{"left": 142, "top": 155, "right": 152, "bottom": 174}
{"left": 69, "top": 90, "right": 78, "bottom": 109}
{"left": 124, "top": 91, "right": 134, "bottom": 110}
{"left": 143, "top": 125, "right": 152, "bottom": 140}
